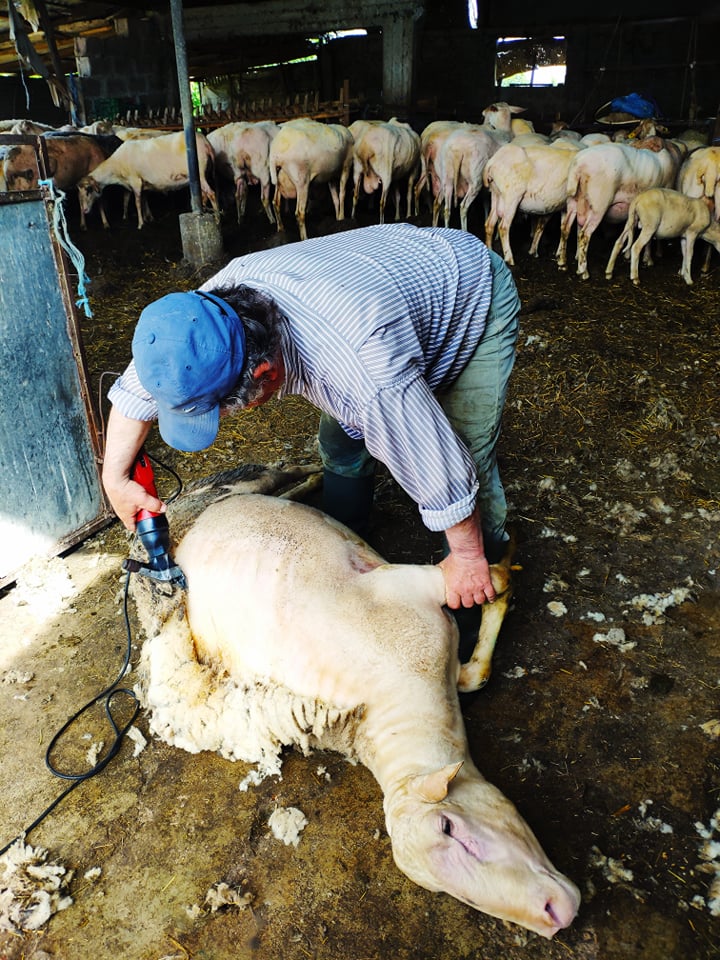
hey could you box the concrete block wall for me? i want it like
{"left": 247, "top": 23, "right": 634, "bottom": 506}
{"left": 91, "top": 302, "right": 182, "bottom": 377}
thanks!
{"left": 78, "top": 15, "right": 178, "bottom": 122}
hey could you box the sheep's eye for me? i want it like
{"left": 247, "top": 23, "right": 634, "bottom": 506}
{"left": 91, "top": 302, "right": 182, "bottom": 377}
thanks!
{"left": 441, "top": 815, "right": 453, "bottom": 836}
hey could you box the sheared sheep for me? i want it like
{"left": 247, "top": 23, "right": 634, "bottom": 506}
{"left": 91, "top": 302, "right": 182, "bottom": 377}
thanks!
{"left": 131, "top": 464, "right": 580, "bottom": 939}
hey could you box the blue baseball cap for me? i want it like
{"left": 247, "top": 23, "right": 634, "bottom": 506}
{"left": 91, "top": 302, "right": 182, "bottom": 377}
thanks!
{"left": 132, "top": 290, "right": 247, "bottom": 452}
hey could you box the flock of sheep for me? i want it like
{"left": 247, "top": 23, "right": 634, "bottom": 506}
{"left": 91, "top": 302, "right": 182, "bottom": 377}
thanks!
{"left": 1, "top": 104, "right": 718, "bottom": 284}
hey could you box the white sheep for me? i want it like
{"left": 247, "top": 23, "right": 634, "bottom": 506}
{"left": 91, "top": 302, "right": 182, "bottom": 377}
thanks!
{"left": 483, "top": 138, "right": 583, "bottom": 265}
{"left": 430, "top": 103, "right": 526, "bottom": 229}
{"left": 605, "top": 187, "right": 720, "bottom": 285}
{"left": 349, "top": 117, "right": 421, "bottom": 223}
{"left": 207, "top": 120, "right": 279, "bottom": 224}
{"left": 676, "top": 146, "right": 720, "bottom": 272}
{"left": 76, "top": 130, "right": 218, "bottom": 229}
{"left": 557, "top": 136, "right": 682, "bottom": 280}
{"left": 132, "top": 464, "right": 580, "bottom": 940}
{"left": 269, "top": 118, "right": 354, "bottom": 241}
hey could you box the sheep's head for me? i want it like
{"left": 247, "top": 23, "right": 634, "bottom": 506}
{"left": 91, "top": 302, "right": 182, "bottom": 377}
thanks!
{"left": 384, "top": 762, "right": 580, "bottom": 939}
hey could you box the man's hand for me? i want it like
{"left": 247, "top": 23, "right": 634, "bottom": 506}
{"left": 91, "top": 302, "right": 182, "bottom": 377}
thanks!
{"left": 438, "top": 508, "right": 496, "bottom": 608}
{"left": 439, "top": 551, "right": 495, "bottom": 608}
{"left": 101, "top": 408, "right": 159, "bottom": 530}
{"left": 103, "top": 474, "right": 166, "bottom": 531}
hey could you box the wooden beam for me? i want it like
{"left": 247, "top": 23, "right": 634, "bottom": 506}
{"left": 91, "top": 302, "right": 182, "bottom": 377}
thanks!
{"left": 0, "top": 21, "right": 115, "bottom": 69}
{"left": 184, "top": 0, "right": 424, "bottom": 40}
{"left": 34, "top": 0, "right": 70, "bottom": 105}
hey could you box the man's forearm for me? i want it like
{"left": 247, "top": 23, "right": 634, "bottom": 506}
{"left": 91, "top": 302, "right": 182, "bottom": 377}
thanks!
{"left": 102, "top": 407, "right": 153, "bottom": 486}
{"left": 444, "top": 508, "right": 486, "bottom": 559}
{"left": 101, "top": 407, "right": 156, "bottom": 527}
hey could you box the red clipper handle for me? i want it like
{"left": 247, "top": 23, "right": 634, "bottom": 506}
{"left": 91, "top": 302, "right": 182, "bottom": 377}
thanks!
{"left": 131, "top": 450, "right": 160, "bottom": 521}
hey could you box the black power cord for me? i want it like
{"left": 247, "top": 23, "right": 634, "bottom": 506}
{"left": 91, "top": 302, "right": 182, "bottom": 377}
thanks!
{"left": 0, "top": 574, "right": 138, "bottom": 858}
{"left": 0, "top": 451, "right": 184, "bottom": 858}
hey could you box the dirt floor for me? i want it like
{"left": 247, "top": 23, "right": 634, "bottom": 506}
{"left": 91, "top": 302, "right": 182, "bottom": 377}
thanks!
{"left": 1, "top": 187, "right": 720, "bottom": 960}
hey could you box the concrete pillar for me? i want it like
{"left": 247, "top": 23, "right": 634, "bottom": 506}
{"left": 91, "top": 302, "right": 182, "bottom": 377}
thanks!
{"left": 381, "top": 12, "right": 420, "bottom": 116}
{"left": 179, "top": 212, "right": 224, "bottom": 268}
{"left": 171, "top": 0, "right": 224, "bottom": 266}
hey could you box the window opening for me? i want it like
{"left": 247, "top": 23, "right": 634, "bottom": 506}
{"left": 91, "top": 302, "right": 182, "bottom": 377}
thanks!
{"left": 496, "top": 36, "right": 566, "bottom": 87}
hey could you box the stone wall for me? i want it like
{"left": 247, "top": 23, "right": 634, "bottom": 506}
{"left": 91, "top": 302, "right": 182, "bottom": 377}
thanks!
{"left": 77, "top": 15, "right": 178, "bottom": 123}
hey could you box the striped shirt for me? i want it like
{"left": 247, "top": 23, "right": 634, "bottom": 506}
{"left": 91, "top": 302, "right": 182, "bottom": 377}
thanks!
{"left": 109, "top": 224, "right": 494, "bottom": 531}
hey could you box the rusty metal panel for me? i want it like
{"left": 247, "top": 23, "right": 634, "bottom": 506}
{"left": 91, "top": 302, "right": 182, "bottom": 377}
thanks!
{"left": 0, "top": 192, "right": 113, "bottom": 587}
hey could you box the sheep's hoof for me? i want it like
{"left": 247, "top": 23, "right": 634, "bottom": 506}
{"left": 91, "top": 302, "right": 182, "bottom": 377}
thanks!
{"left": 458, "top": 662, "right": 490, "bottom": 694}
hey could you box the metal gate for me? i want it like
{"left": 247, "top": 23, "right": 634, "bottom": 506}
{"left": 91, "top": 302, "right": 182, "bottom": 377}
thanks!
{"left": 0, "top": 137, "right": 113, "bottom": 587}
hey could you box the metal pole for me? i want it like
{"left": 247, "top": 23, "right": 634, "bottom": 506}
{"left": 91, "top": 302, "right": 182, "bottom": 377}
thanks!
{"left": 169, "top": 0, "right": 202, "bottom": 213}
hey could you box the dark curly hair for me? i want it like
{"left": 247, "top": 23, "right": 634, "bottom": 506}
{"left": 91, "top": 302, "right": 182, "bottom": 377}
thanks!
{"left": 205, "top": 283, "right": 285, "bottom": 408}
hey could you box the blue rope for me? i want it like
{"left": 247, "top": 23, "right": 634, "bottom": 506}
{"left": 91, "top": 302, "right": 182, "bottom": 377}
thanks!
{"left": 38, "top": 178, "right": 93, "bottom": 319}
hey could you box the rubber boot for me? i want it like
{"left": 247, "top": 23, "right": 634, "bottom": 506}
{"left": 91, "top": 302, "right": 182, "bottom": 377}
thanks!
{"left": 322, "top": 470, "right": 375, "bottom": 538}
{"left": 483, "top": 534, "right": 508, "bottom": 565}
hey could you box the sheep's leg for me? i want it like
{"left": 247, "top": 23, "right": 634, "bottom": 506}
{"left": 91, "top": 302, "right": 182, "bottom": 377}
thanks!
{"left": 393, "top": 184, "right": 402, "bottom": 222}
{"left": 351, "top": 170, "right": 362, "bottom": 219}
{"left": 414, "top": 158, "right": 428, "bottom": 216}
{"left": 457, "top": 558, "right": 513, "bottom": 694}
{"left": 260, "top": 179, "right": 275, "bottom": 224}
{"left": 630, "top": 227, "right": 653, "bottom": 285}
{"left": 379, "top": 183, "right": 390, "bottom": 225}
{"left": 200, "top": 176, "right": 219, "bottom": 222}
{"left": 484, "top": 195, "right": 499, "bottom": 250}
{"left": 528, "top": 214, "right": 551, "bottom": 259}
{"left": 235, "top": 177, "right": 247, "bottom": 223}
{"left": 701, "top": 239, "right": 713, "bottom": 274}
{"left": 432, "top": 192, "right": 443, "bottom": 227}
{"left": 680, "top": 233, "right": 698, "bottom": 285}
{"left": 272, "top": 177, "right": 284, "bottom": 233}
{"left": 606, "top": 222, "right": 632, "bottom": 279}
{"left": 328, "top": 181, "right": 341, "bottom": 219}
{"left": 442, "top": 181, "right": 455, "bottom": 229}
{"left": 338, "top": 162, "right": 352, "bottom": 220}
{"left": 458, "top": 188, "right": 479, "bottom": 232}
{"left": 556, "top": 202, "right": 576, "bottom": 270}
{"left": 134, "top": 186, "right": 145, "bottom": 229}
{"left": 497, "top": 198, "right": 521, "bottom": 265}
{"left": 98, "top": 196, "right": 110, "bottom": 230}
{"left": 405, "top": 174, "right": 416, "bottom": 219}
{"left": 295, "top": 180, "right": 310, "bottom": 240}
{"left": 575, "top": 213, "right": 603, "bottom": 280}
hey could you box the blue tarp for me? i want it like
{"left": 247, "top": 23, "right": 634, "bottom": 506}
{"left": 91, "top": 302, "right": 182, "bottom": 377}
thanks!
{"left": 609, "top": 92, "right": 661, "bottom": 119}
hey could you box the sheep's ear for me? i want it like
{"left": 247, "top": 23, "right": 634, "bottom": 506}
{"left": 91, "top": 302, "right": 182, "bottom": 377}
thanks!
{"left": 408, "top": 761, "right": 463, "bottom": 803}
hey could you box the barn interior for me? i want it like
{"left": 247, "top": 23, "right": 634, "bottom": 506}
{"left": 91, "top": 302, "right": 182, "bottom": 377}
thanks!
{"left": 0, "top": 0, "right": 717, "bottom": 133}
{"left": 1, "top": 2, "right": 720, "bottom": 960}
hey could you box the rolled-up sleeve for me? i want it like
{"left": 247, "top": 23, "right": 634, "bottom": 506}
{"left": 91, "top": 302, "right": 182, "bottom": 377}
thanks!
{"left": 107, "top": 360, "right": 159, "bottom": 421}
{"left": 360, "top": 372, "right": 479, "bottom": 531}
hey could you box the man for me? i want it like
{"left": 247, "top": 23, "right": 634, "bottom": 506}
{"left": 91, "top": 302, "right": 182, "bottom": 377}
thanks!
{"left": 102, "top": 223, "right": 520, "bottom": 611}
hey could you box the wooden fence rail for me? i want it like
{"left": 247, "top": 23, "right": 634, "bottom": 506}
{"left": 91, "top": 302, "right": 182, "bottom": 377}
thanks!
{"left": 108, "top": 84, "right": 358, "bottom": 131}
